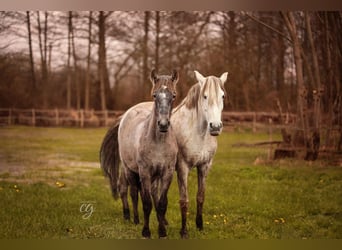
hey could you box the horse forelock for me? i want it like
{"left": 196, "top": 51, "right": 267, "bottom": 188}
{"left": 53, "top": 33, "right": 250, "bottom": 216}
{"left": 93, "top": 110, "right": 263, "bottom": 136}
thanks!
{"left": 183, "top": 76, "right": 226, "bottom": 110}
{"left": 151, "top": 75, "right": 177, "bottom": 96}
{"left": 203, "top": 76, "right": 226, "bottom": 105}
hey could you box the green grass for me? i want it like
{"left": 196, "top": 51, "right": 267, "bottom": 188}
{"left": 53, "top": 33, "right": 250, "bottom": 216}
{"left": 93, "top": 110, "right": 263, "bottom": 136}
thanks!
{"left": 0, "top": 126, "right": 341, "bottom": 239}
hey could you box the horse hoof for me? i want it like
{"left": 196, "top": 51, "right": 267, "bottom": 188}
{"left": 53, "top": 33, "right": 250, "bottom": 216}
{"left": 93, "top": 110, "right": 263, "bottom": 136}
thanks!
{"left": 158, "top": 226, "right": 167, "bottom": 238}
{"left": 180, "top": 229, "right": 189, "bottom": 239}
{"left": 196, "top": 216, "right": 203, "bottom": 230}
{"left": 134, "top": 217, "right": 140, "bottom": 225}
{"left": 142, "top": 227, "right": 151, "bottom": 238}
{"left": 123, "top": 208, "right": 130, "bottom": 221}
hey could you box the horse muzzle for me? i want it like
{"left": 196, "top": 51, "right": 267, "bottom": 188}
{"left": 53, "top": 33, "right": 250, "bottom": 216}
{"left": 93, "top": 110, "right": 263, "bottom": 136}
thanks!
{"left": 158, "top": 119, "right": 170, "bottom": 133}
{"left": 209, "top": 122, "right": 223, "bottom": 136}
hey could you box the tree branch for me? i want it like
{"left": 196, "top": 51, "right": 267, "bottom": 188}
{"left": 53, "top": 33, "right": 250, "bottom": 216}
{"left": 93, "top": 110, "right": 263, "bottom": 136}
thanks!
{"left": 245, "top": 12, "right": 292, "bottom": 42}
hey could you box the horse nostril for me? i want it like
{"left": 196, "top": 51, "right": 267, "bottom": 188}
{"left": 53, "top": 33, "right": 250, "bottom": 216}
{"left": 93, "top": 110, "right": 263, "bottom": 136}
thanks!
{"left": 209, "top": 122, "right": 213, "bottom": 128}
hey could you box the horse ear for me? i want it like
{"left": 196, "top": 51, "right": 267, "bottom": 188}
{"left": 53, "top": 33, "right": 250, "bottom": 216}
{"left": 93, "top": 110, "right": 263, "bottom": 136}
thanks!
{"left": 171, "top": 69, "right": 179, "bottom": 84}
{"left": 150, "top": 69, "right": 158, "bottom": 85}
{"left": 220, "top": 72, "right": 228, "bottom": 84}
{"left": 194, "top": 70, "right": 205, "bottom": 85}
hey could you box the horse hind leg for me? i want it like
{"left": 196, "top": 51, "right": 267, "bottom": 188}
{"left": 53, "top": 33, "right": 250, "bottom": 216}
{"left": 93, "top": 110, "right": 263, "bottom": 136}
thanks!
{"left": 119, "top": 171, "right": 130, "bottom": 221}
{"left": 123, "top": 168, "right": 141, "bottom": 224}
{"left": 130, "top": 172, "right": 140, "bottom": 224}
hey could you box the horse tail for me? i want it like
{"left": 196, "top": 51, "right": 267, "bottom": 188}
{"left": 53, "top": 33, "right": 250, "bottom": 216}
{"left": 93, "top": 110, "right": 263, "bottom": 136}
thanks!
{"left": 100, "top": 119, "right": 121, "bottom": 200}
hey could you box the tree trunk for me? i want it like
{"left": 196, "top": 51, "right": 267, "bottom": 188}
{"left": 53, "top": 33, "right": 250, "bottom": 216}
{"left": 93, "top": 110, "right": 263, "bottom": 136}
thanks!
{"left": 70, "top": 11, "right": 80, "bottom": 110}
{"left": 276, "top": 16, "right": 285, "bottom": 97}
{"left": 154, "top": 11, "right": 160, "bottom": 73}
{"left": 36, "top": 11, "right": 49, "bottom": 108}
{"left": 48, "top": 43, "right": 52, "bottom": 75}
{"left": 26, "top": 11, "right": 36, "bottom": 91}
{"left": 98, "top": 11, "right": 108, "bottom": 111}
{"left": 66, "top": 11, "right": 72, "bottom": 109}
{"left": 305, "top": 12, "right": 321, "bottom": 91}
{"left": 142, "top": 11, "right": 150, "bottom": 101}
{"left": 282, "top": 11, "right": 317, "bottom": 160}
{"left": 305, "top": 12, "right": 322, "bottom": 157}
{"left": 84, "top": 11, "right": 92, "bottom": 110}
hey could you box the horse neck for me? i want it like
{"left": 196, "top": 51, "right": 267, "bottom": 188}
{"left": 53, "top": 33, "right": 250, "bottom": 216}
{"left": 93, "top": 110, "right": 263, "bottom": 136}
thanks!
{"left": 174, "top": 104, "right": 209, "bottom": 138}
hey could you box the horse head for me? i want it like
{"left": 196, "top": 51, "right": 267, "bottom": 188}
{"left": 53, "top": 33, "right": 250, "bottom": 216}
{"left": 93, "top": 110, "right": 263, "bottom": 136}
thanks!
{"left": 194, "top": 70, "right": 228, "bottom": 136}
{"left": 150, "top": 69, "right": 179, "bottom": 133}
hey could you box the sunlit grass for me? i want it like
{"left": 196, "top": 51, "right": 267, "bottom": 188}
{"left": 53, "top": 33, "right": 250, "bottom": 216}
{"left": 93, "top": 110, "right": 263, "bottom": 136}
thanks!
{"left": 0, "top": 126, "right": 341, "bottom": 239}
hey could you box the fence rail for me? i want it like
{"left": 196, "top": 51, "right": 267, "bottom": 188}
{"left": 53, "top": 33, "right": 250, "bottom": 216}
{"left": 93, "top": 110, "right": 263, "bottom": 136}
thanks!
{"left": 0, "top": 108, "right": 124, "bottom": 127}
{"left": 0, "top": 108, "right": 296, "bottom": 129}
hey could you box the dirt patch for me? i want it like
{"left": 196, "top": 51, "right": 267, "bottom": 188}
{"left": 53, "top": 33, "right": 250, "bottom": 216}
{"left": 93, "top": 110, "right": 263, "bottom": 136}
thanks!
{"left": 0, "top": 153, "right": 101, "bottom": 185}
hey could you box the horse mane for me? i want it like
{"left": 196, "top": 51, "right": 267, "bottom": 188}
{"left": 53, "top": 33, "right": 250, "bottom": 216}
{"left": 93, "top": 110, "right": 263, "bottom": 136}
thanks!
{"left": 173, "top": 83, "right": 200, "bottom": 114}
{"left": 173, "top": 76, "right": 226, "bottom": 114}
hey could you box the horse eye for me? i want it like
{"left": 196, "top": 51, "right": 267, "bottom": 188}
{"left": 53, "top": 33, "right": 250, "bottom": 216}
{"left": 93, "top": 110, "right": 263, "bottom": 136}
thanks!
{"left": 222, "top": 95, "right": 225, "bottom": 99}
{"left": 152, "top": 93, "right": 157, "bottom": 98}
{"left": 172, "top": 93, "right": 176, "bottom": 99}
{"left": 204, "top": 95, "right": 207, "bottom": 100}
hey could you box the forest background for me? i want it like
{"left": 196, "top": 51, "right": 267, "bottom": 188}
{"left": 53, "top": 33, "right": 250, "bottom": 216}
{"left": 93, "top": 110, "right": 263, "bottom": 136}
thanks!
{"left": 0, "top": 11, "right": 340, "bottom": 115}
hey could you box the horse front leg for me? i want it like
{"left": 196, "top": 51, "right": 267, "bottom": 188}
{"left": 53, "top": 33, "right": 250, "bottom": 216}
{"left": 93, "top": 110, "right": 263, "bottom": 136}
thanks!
{"left": 152, "top": 180, "right": 169, "bottom": 226}
{"left": 176, "top": 160, "right": 189, "bottom": 239}
{"left": 156, "top": 170, "right": 174, "bottom": 238}
{"left": 140, "top": 176, "right": 152, "bottom": 238}
{"left": 196, "top": 164, "right": 210, "bottom": 231}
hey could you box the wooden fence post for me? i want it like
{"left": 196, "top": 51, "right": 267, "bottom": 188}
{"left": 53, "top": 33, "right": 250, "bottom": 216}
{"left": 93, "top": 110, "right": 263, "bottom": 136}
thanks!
{"left": 253, "top": 112, "right": 257, "bottom": 133}
{"left": 32, "top": 109, "right": 36, "bottom": 126}
{"left": 104, "top": 110, "right": 108, "bottom": 127}
{"left": 55, "top": 108, "right": 59, "bottom": 126}
{"left": 268, "top": 118, "right": 273, "bottom": 160}
{"left": 8, "top": 108, "right": 12, "bottom": 125}
{"left": 80, "top": 109, "right": 84, "bottom": 128}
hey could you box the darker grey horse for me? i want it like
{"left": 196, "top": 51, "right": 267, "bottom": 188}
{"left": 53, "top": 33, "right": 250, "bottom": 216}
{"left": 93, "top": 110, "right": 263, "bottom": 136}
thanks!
{"left": 100, "top": 69, "right": 179, "bottom": 238}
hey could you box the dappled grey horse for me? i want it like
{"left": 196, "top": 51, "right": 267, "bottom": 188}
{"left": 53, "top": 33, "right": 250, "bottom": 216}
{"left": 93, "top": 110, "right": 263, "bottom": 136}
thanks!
{"left": 100, "top": 69, "right": 179, "bottom": 238}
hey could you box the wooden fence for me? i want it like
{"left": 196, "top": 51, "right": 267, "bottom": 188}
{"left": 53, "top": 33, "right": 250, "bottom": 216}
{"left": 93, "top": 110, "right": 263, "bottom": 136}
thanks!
{"left": 0, "top": 108, "right": 296, "bottom": 129}
{"left": 0, "top": 108, "right": 124, "bottom": 128}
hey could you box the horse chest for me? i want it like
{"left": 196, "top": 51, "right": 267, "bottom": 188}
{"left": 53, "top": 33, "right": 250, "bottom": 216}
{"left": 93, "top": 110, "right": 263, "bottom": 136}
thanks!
{"left": 138, "top": 139, "right": 177, "bottom": 166}
{"left": 180, "top": 136, "right": 217, "bottom": 167}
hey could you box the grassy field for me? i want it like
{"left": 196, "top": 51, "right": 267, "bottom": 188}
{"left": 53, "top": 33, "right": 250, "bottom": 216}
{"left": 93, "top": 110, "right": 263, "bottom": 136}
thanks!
{"left": 0, "top": 126, "right": 341, "bottom": 239}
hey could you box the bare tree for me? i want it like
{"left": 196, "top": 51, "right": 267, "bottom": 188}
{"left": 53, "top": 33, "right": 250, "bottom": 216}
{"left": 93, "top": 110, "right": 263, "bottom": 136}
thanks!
{"left": 98, "top": 11, "right": 111, "bottom": 111}
{"left": 282, "top": 11, "right": 318, "bottom": 160}
{"left": 26, "top": 11, "right": 36, "bottom": 91}
{"left": 36, "top": 11, "right": 49, "bottom": 107}
{"left": 154, "top": 11, "right": 160, "bottom": 73}
{"left": 66, "top": 11, "right": 72, "bottom": 109}
{"left": 142, "top": 11, "right": 150, "bottom": 101}
{"left": 69, "top": 11, "right": 80, "bottom": 110}
{"left": 305, "top": 12, "right": 321, "bottom": 90}
{"left": 84, "top": 11, "right": 92, "bottom": 110}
